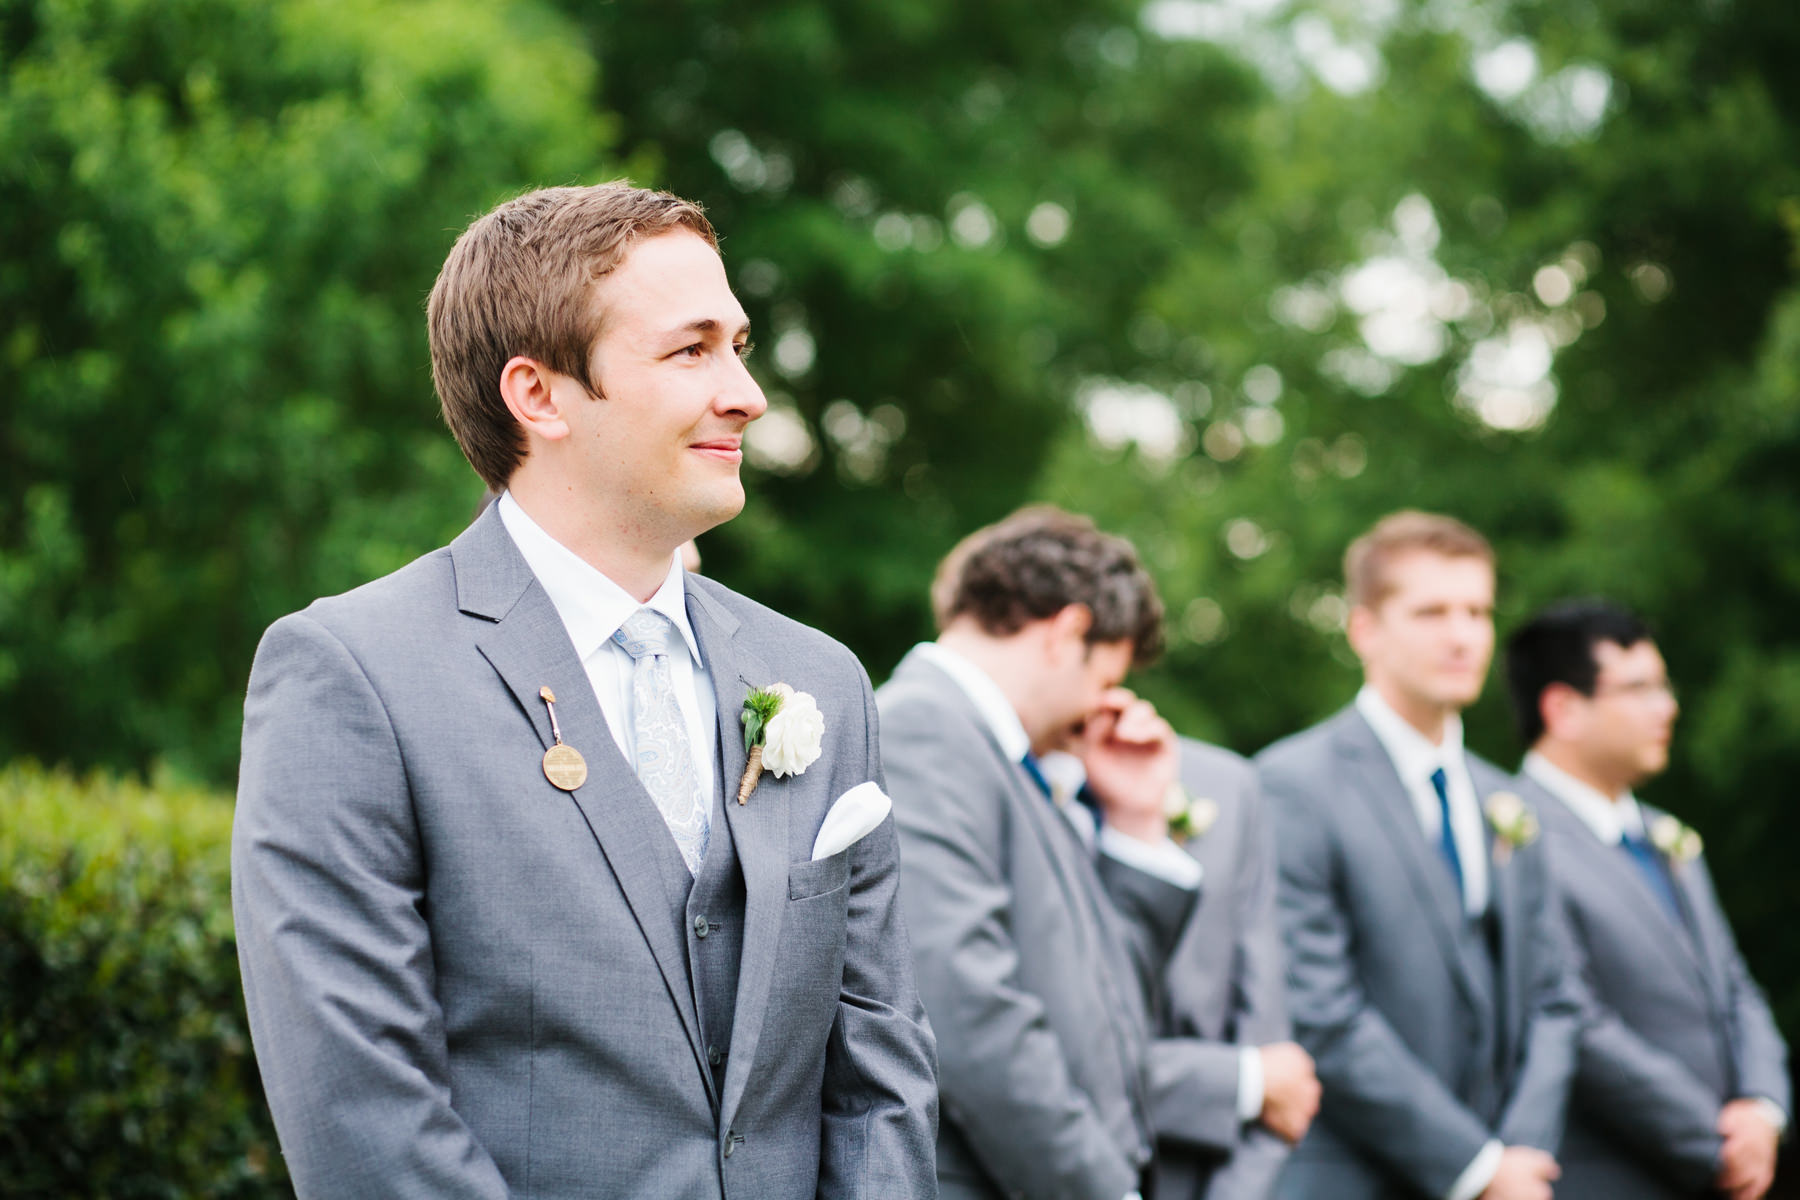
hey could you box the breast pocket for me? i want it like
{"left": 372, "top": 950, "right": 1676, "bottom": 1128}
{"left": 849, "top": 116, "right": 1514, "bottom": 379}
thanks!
{"left": 786, "top": 850, "right": 850, "bottom": 901}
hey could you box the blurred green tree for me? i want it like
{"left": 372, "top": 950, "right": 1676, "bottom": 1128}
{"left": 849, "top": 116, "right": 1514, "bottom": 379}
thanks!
{"left": 0, "top": 0, "right": 613, "bottom": 777}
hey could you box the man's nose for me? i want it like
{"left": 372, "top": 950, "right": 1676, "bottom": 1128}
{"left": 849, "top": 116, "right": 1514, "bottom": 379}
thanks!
{"left": 719, "top": 355, "right": 768, "bottom": 420}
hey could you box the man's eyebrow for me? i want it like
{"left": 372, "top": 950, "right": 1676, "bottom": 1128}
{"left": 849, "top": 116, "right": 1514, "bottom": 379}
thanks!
{"left": 658, "top": 317, "right": 753, "bottom": 341}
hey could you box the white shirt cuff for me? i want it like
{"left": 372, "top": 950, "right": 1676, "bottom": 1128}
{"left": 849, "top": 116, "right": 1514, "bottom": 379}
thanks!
{"left": 1098, "top": 826, "right": 1203, "bottom": 890}
{"left": 1753, "top": 1097, "right": 1789, "bottom": 1138}
{"left": 1237, "top": 1045, "right": 1265, "bottom": 1122}
{"left": 1446, "top": 1140, "right": 1503, "bottom": 1200}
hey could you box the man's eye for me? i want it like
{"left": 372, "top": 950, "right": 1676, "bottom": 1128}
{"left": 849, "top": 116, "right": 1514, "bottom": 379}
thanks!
{"left": 734, "top": 340, "right": 755, "bottom": 360}
{"left": 678, "top": 344, "right": 705, "bottom": 358}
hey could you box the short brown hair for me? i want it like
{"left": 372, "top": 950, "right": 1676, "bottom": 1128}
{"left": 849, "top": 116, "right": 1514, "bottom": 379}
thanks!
{"left": 933, "top": 506, "right": 1165, "bottom": 666}
{"left": 427, "top": 182, "right": 719, "bottom": 490}
{"left": 1344, "top": 510, "right": 1494, "bottom": 609}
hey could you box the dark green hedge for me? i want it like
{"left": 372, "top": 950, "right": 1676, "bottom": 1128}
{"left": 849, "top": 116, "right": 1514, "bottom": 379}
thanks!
{"left": 0, "top": 763, "right": 289, "bottom": 1198}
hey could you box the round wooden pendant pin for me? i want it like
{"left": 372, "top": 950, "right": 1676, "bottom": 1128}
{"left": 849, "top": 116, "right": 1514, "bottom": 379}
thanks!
{"left": 538, "top": 686, "right": 588, "bottom": 791}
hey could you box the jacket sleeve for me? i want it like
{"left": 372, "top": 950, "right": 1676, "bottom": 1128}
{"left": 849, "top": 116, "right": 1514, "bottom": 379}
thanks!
{"left": 1493, "top": 838, "right": 1579, "bottom": 1153}
{"left": 884, "top": 695, "right": 1140, "bottom": 1200}
{"left": 1694, "top": 858, "right": 1792, "bottom": 1116}
{"left": 816, "top": 664, "right": 942, "bottom": 1200}
{"left": 1262, "top": 757, "right": 1493, "bottom": 1199}
{"left": 231, "top": 614, "right": 512, "bottom": 1199}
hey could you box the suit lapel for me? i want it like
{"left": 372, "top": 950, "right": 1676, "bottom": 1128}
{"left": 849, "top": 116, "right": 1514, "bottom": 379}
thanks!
{"left": 1336, "top": 713, "right": 1484, "bottom": 1012}
{"left": 1544, "top": 790, "right": 1711, "bottom": 990}
{"left": 689, "top": 586, "right": 790, "bottom": 1131}
{"left": 453, "top": 511, "right": 708, "bottom": 1080}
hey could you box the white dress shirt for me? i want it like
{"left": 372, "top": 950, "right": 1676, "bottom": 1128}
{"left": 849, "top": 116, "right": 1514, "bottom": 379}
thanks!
{"left": 1356, "top": 686, "right": 1490, "bottom": 915}
{"left": 1356, "top": 686, "right": 1501, "bottom": 1200}
{"left": 497, "top": 493, "right": 718, "bottom": 807}
{"left": 1521, "top": 752, "right": 1648, "bottom": 845}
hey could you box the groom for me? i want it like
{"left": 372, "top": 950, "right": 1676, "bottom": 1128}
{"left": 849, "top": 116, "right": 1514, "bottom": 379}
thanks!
{"left": 232, "top": 182, "right": 938, "bottom": 1199}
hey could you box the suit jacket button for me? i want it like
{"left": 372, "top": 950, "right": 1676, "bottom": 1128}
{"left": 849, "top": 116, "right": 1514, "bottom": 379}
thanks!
{"left": 693, "top": 915, "right": 710, "bottom": 938}
{"left": 723, "top": 1130, "right": 741, "bottom": 1157}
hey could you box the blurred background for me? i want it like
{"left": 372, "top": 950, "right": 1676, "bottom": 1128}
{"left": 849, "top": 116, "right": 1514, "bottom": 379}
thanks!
{"left": 3, "top": 0, "right": 1797, "bottom": 1192}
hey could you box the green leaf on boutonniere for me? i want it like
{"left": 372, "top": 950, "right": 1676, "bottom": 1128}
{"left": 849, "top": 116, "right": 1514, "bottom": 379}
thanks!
{"left": 741, "top": 686, "right": 784, "bottom": 754}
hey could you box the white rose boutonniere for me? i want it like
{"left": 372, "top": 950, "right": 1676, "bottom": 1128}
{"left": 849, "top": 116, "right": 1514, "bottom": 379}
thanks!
{"left": 1649, "top": 814, "right": 1704, "bottom": 864}
{"left": 1485, "top": 790, "right": 1539, "bottom": 865}
{"left": 737, "top": 683, "right": 824, "bottom": 804}
{"left": 1165, "top": 785, "right": 1220, "bottom": 844}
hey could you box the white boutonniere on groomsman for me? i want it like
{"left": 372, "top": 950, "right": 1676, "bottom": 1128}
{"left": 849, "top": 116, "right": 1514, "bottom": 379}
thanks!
{"left": 738, "top": 683, "right": 825, "bottom": 804}
{"left": 1649, "top": 814, "right": 1704, "bottom": 864}
{"left": 1165, "top": 784, "right": 1220, "bottom": 844}
{"left": 1484, "top": 790, "right": 1540, "bottom": 865}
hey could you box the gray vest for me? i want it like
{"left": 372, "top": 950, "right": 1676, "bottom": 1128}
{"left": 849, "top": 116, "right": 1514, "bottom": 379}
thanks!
{"left": 645, "top": 791, "right": 748, "bottom": 1105}
{"left": 1452, "top": 907, "right": 1503, "bottom": 1124}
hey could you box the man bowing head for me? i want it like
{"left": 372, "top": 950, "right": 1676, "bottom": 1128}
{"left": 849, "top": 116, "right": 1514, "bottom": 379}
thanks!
{"left": 232, "top": 182, "right": 938, "bottom": 1199}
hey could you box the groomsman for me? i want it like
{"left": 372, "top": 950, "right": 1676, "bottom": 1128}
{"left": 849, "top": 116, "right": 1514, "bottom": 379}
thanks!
{"left": 1096, "top": 736, "right": 1316, "bottom": 1200}
{"left": 1257, "top": 511, "right": 1577, "bottom": 1200}
{"left": 1504, "top": 599, "right": 1789, "bottom": 1200}
{"left": 881, "top": 506, "right": 1243, "bottom": 1200}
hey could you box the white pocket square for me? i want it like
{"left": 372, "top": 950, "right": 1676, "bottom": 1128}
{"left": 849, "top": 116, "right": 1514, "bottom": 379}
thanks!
{"left": 811, "top": 781, "right": 892, "bottom": 860}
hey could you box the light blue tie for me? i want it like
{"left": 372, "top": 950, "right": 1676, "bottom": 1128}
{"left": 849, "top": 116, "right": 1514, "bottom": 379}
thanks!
{"left": 613, "top": 609, "right": 710, "bottom": 875}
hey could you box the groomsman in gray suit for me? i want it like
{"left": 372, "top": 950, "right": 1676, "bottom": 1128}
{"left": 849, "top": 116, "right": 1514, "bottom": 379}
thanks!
{"left": 1257, "top": 511, "right": 1578, "bottom": 1200}
{"left": 882, "top": 506, "right": 1243, "bottom": 1200}
{"left": 232, "top": 183, "right": 937, "bottom": 1198}
{"left": 1504, "top": 599, "right": 1789, "bottom": 1200}
{"left": 1095, "top": 737, "right": 1317, "bottom": 1200}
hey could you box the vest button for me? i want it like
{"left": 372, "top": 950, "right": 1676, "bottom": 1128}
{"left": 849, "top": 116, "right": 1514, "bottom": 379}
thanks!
{"left": 693, "top": 915, "right": 710, "bottom": 938}
{"left": 708, "top": 1044, "right": 724, "bottom": 1066}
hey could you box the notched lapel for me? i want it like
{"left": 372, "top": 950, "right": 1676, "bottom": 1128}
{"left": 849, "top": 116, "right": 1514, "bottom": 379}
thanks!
{"left": 471, "top": 578, "right": 709, "bottom": 1077}
{"left": 688, "top": 587, "right": 792, "bottom": 1129}
{"left": 1336, "top": 718, "right": 1485, "bottom": 1011}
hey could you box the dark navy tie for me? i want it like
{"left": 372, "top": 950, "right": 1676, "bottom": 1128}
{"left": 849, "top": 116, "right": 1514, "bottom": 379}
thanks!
{"left": 1620, "top": 833, "right": 1684, "bottom": 924}
{"left": 1020, "top": 753, "right": 1052, "bottom": 799}
{"left": 1430, "top": 766, "right": 1465, "bottom": 902}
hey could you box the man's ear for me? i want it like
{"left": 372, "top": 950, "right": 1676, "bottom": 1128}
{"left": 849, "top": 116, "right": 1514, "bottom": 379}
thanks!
{"left": 1045, "top": 604, "right": 1094, "bottom": 663}
{"left": 498, "top": 355, "right": 574, "bottom": 444}
{"left": 1539, "top": 682, "right": 1582, "bottom": 739}
{"left": 1346, "top": 604, "right": 1376, "bottom": 660}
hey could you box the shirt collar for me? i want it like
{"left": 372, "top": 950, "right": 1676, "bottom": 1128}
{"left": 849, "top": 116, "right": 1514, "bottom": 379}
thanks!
{"left": 1355, "top": 684, "right": 1465, "bottom": 785}
{"left": 913, "top": 641, "right": 1032, "bottom": 763}
{"left": 496, "top": 491, "right": 701, "bottom": 666}
{"left": 1522, "top": 751, "right": 1646, "bottom": 844}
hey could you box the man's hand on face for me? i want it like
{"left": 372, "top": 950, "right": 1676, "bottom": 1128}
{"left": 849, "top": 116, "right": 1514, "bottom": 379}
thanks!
{"left": 1075, "top": 688, "right": 1178, "bottom": 843}
{"left": 1716, "top": 1099, "right": 1780, "bottom": 1200}
{"left": 1257, "top": 1042, "right": 1321, "bottom": 1144}
{"left": 1479, "top": 1147, "right": 1559, "bottom": 1200}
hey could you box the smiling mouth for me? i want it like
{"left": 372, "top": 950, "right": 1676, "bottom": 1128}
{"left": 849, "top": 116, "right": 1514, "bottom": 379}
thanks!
{"left": 690, "top": 439, "right": 743, "bottom": 461}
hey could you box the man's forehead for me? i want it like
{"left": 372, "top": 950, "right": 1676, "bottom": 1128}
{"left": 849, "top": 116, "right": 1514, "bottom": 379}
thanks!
{"left": 1594, "top": 638, "right": 1663, "bottom": 674}
{"left": 1383, "top": 551, "right": 1494, "bottom": 598}
{"left": 596, "top": 229, "right": 746, "bottom": 332}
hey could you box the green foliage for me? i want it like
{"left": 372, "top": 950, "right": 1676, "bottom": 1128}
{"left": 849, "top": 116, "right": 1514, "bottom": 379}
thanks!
{"left": 0, "top": 762, "right": 285, "bottom": 1197}
{"left": 740, "top": 685, "right": 784, "bottom": 752}
{"left": 0, "top": 0, "right": 613, "bottom": 780}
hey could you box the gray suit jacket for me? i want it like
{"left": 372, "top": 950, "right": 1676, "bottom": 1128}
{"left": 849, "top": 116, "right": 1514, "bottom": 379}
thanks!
{"left": 882, "top": 649, "right": 1226, "bottom": 1200}
{"left": 1257, "top": 706, "right": 1577, "bottom": 1200}
{"left": 1519, "top": 774, "right": 1791, "bottom": 1198}
{"left": 231, "top": 506, "right": 938, "bottom": 1199}
{"left": 1152, "top": 740, "right": 1292, "bottom": 1200}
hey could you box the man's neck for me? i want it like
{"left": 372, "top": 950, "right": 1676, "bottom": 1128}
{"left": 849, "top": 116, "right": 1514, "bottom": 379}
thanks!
{"left": 1367, "top": 679, "right": 1454, "bottom": 745}
{"left": 506, "top": 479, "right": 684, "bottom": 603}
{"left": 1531, "top": 741, "right": 1630, "bottom": 803}
{"left": 934, "top": 628, "right": 1039, "bottom": 743}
